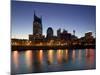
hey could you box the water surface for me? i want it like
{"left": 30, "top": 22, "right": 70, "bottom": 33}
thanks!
{"left": 11, "top": 49, "right": 96, "bottom": 74}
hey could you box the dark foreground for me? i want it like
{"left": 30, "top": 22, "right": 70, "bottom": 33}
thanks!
{"left": 12, "top": 45, "right": 95, "bottom": 51}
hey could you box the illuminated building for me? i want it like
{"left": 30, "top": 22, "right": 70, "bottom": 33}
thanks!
{"left": 33, "top": 12, "right": 42, "bottom": 35}
{"left": 29, "top": 12, "right": 45, "bottom": 41}
{"left": 60, "top": 29, "right": 71, "bottom": 40}
{"left": 85, "top": 32, "right": 93, "bottom": 39}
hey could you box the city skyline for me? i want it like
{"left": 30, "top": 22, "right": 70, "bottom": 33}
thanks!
{"left": 11, "top": 1, "right": 96, "bottom": 39}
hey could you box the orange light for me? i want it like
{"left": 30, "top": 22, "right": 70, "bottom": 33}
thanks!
{"left": 12, "top": 51, "right": 19, "bottom": 69}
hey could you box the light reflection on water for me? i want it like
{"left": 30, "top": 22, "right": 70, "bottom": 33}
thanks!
{"left": 47, "top": 50, "right": 54, "bottom": 64}
{"left": 57, "top": 49, "right": 63, "bottom": 64}
{"left": 72, "top": 50, "right": 76, "bottom": 64}
{"left": 78, "top": 50, "right": 82, "bottom": 64}
{"left": 63, "top": 49, "right": 69, "bottom": 63}
{"left": 25, "top": 50, "right": 33, "bottom": 71}
{"left": 12, "top": 51, "right": 19, "bottom": 69}
{"left": 38, "top": 50, "right": 43, "bottom": 64}
{"left": 85, "top": 49, "right": 95, "bottom": 68}
{"left": 11, "top": 49, "right": 96, "bottom": 74}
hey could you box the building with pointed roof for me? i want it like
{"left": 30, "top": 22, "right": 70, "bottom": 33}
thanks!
{"left": 29, "top": 12, "right": 44, "bottom": 41}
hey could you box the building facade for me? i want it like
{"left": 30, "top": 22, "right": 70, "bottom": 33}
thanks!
{"left": 29, "top": 12, "right": 44, "bottom": 41}
{"left": 33, "top": 12, "right": 42, "bottom": 35}
{"left": 46, "top": 27, "right": 54, "bottom": 39}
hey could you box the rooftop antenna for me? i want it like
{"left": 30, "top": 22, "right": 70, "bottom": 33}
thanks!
{"left": 73, "top": 30, "right": 75, "bottom": 36}
{"left": 34, "top": 10, "right": 36, "bottom": 17}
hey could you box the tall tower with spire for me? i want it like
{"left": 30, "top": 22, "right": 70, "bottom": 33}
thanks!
{"left": 73, "top": 30, "right": 75, "bottom": 36}
{"left": 33, "top": 11, "right": 42, "bottom": 35}
{"left": 29, "top": 11, "right": 44, "bottom": 41}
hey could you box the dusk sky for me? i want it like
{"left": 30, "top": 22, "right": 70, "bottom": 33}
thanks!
{"left": 11, "top": 1, "right": 96, "bottom": 39}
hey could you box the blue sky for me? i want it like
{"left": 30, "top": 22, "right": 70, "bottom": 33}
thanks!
{"left": 11, "top": 1, "right": 96, "bottom": 39}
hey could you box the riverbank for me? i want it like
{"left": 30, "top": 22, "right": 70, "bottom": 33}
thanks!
{"left": 12, "top": 44, "right": 95, "bottom": 51}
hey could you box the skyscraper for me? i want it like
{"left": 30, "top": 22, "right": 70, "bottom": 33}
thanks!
{"left": 29, "top": 12, "right": 44, "bottom": 41}
{"left": 33, "top": 12, "right": 42, "bottom": 35}
{"left": 46, "top": 27, "right": 53, "bottom": 39}
{"left": 57, "top": 28, "right": 61, "bottom": 39}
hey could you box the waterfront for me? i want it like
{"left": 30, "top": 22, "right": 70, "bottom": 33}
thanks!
{"left": 11, "top": 49, "right": 96, "bottom": 74}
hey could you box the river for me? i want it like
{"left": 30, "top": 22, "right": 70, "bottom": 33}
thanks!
{"left": 11, "top": 49, "right": 96, "bottom": 74}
